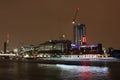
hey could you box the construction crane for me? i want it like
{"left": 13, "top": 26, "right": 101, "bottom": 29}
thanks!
{"left": 72, "top": 8, "right": 79, "bottom": 24}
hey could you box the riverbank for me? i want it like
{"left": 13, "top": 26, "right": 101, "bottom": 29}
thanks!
{"left": 0, "top": 57, "right": 119, "bottom": 66}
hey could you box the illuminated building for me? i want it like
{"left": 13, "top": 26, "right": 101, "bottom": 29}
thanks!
{"left": 79, "top": 44, "right": 103, "bottom": 54}
{"left": 71, "top": 44, "right": 103, "bottom": 54}
{"left": 38, "top": 40, "right": 71, "bottom": 55}
{"left": 73, "top": 24, "right": 87, "bottom": 46}
{"left": 20, "top": 45, "right": 35, "bottom": 55}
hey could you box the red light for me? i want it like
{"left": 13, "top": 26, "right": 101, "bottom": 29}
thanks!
{"left": 82, "top": 36, "right": 87, "bottom": 43}
{"left": 81, "top": 61, "right": 88, "bottom": 66}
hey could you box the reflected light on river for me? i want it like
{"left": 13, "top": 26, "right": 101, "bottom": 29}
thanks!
{"left": 37, "top": 63, "right": 110, "bottom": 80}
{"left": 56, "top": 64, "right": 108, "bottom": 73}
{"left": 56, "top": 64, "right": 109, "bottom": 80}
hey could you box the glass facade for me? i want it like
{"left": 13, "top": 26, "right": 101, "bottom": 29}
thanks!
{"left": 38, "top": 40, "right": 71, "bottom": 54}
{"left": 73, "top": 24, "right": 86, "bottom": 46}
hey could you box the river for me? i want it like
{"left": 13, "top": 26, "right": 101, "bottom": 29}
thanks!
{"left": 0, "top": 60, "right": 120, "bottom": 80}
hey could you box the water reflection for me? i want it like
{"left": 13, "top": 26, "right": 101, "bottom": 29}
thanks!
{"left": 56, "top": 64, "right": 109, "bottom": 80}
{"left": 1, "top": 61, "right": 120, "bottom": 80}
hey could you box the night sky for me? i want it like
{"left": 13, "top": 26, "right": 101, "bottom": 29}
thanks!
{"left": 0, "top": 0, "right": 120, "bottom": 50}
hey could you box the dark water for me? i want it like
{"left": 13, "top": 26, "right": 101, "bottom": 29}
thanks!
{"left": 0, "top": 61, "right": 120, "bottom": 80}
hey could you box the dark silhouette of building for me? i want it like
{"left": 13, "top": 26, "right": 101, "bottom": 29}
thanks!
{"left": 3, "top": 41, "right": 7, "bottom": 53}
{"left": 110, "top": 49, "right": 120, "bottom": 57}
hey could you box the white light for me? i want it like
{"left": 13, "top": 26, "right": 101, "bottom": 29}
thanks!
{"left": 62, "top": 34, "right": 66, "bottom": 38}
{"left": 0, "top": 54, "right": 16, "bottom": 56}
{"left": 56, "top": 64, "right": 78, "bottom": 70}
{"left": 56, "top": 64, "right": 108, "bottom": 73}
{"left": 72, "top": 21, "right": 75, "bottom": 24}
{"left": 13, "top": 48, "right": 18, "bottom": 53}
{"left": 24, "top": 54, "right": 29, "bottom": 58}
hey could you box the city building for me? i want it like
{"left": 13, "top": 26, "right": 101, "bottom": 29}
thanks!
{"left": 73, "top": 24, "right": 87, "bottom": 46}
{"left": 37, "top": 40, "right": 71, "bottom": 55}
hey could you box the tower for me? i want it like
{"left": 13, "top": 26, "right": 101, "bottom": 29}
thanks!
{"left": 4, "top": 41, "right": 7, "bottom": 53}
{"left": 3, "top": 33, "right": 9, "bottom": 53}
{"left": 73, "top": 24, "right": 86, "bottom": 46}
{"left": 72, "top": 8, "right": 87, "bottom": 46}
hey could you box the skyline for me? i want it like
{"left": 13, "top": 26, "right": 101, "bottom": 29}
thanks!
{"left": 0, "top": 0, "right": 120, "bottom": 50}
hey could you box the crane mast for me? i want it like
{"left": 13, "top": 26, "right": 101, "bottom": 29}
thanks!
{"left": 72, "top": 8, "right": 79, "bottom": 24}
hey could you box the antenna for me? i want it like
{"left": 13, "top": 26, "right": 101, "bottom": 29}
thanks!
{"left": 72, "top": 8, "right": 79, "bottom": 24}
